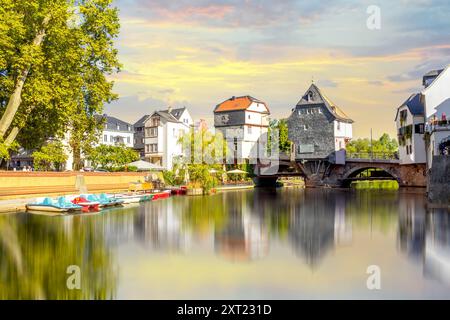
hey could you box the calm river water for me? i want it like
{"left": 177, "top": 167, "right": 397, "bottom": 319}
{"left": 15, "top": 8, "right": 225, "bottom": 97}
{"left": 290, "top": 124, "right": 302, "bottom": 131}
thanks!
{"left": 1, "top": 188, "right": 450, "bottom": 299}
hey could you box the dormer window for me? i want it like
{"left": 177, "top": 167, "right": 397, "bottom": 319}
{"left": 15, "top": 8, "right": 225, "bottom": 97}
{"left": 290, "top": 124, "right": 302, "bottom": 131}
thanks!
{"left": 308, "top": 91, "right": 314, "bottom": 101}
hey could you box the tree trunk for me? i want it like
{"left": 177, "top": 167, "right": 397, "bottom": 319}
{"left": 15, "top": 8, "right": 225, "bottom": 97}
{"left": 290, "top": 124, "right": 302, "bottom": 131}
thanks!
{"left": 4, "top": 126, "right": 19, "bottom": 146}
{"left": 0, "top": 15, "right": 50, "bottom": 138}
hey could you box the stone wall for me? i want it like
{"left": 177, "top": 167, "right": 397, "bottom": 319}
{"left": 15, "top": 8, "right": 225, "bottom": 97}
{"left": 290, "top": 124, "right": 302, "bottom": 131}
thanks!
{"left": 0, "top": 171, "right": 155, "bottom": 199}
{"left": 428, "top": 156, "right": 450, "bottom": 204}
{"left": 287, "top": 104, "right": 335, "bottom": 160}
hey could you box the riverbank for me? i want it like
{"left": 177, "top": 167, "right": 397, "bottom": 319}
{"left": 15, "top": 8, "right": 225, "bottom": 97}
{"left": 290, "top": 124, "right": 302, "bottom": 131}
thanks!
{"left": 0, "top": 171, "right": 150, "bottom": 200}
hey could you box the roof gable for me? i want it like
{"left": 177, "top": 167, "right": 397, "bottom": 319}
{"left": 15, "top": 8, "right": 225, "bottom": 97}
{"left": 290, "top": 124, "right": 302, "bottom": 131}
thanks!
{"left": 394, "top": 93, "right": 424, "bottom": 121}
{"left": 134, "top": 114, "right": 150, "bottom": 127}
{"left": 296, "top": 84, "right": 353, "bottom": 123}
{"left": 214, "top": 96, "right": 269, "bottom": 113}
{"left": 422, "top": 64, "right": 450, "bottom": 93}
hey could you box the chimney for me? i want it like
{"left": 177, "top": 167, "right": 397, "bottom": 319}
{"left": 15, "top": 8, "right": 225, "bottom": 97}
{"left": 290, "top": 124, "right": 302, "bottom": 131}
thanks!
{"left": 231, "top": 96, "right": 236, "bottom": 100}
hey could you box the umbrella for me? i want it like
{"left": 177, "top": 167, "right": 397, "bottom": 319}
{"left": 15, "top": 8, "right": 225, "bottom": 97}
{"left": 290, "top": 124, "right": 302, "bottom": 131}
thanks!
{"left": 226, "top": 169, "right": 248, "bottom": 184}
{"left": 226, "top": 169, "right": 248, "bottom": 174}
{"left": 127, "top": 160, "right": 165, "bottom": 171}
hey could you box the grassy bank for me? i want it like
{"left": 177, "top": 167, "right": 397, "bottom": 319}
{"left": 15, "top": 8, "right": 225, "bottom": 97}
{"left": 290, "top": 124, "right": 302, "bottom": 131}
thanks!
{"left": 351, "top": 180, "right": 399, "bottom": 190}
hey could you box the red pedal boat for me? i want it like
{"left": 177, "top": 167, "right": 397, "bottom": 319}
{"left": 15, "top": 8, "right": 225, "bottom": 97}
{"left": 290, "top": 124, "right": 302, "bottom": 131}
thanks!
{"left": 71, "top": 196, "right": 100, "bottom": 212}
{"left": 152, "top": 190, "right": 171, "bottom": 201}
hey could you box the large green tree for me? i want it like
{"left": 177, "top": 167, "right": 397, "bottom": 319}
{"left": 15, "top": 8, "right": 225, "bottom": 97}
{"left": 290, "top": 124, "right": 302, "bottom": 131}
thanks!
{"left": 0, "top": 0, "right": 120, "bottom": 166}
{"left": 86, "top": 144, "right": 139, "bottom": 171}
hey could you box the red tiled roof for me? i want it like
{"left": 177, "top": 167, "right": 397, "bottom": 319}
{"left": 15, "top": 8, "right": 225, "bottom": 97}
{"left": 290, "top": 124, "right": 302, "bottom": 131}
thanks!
{"left": 214, "top": 96, "right": 268, "bottom": 113}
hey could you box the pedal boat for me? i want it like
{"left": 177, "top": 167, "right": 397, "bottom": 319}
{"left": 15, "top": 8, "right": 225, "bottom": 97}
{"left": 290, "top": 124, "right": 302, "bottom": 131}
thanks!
{"left": 26, "top": 197, "right": 83, "bottom": 213}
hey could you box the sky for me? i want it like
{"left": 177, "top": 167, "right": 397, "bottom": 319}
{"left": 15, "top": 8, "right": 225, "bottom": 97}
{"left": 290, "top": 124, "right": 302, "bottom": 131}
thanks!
{"left": 105, "top": 0, "right": 450, "bottom": 138}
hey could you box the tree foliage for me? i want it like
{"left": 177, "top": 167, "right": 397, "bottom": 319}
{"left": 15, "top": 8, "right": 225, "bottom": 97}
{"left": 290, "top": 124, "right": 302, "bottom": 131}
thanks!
{"left": 32, "top": 140, "right": 68, "bottom": 171}
{"left": 172, "top": 128, "right": 227, "bottom": 192}
{"left": 346, "top": 133, "right": 398, "bottom": 154}
{"left": 268, "top": 119, "right": 292, "bottom": 153}
{"left": 86, "top": 144, "right": 139, "bottom": 171}
{"left": 0, "top": 0, "right": 121, "bottom": 163}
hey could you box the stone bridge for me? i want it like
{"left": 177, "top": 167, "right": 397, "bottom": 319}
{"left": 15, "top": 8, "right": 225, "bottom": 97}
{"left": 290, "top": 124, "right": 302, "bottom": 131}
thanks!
{"left": 254, "top": 153, "right": 427, "bottom": 188}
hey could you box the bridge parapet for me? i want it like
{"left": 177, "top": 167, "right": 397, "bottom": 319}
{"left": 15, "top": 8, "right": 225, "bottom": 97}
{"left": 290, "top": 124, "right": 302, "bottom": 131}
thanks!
{"left": 346, "top": 152, "right": 399, "bottom": 163}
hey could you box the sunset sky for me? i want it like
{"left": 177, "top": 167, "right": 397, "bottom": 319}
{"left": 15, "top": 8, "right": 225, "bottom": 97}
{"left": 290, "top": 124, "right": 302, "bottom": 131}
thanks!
{"left": 105, "top": 0, "right": 450, "bottom": 138}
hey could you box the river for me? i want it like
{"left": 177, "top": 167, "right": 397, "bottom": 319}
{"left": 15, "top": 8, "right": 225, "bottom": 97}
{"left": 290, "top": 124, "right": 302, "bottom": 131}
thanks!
{"left": 1, "top": 188, "right": 449, "bottom": 299}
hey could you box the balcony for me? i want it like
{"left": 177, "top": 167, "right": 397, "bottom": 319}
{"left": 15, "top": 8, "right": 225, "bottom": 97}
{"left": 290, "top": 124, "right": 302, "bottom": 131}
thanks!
{"left": 426, "top": 120, "right": 450, "bottom": 133}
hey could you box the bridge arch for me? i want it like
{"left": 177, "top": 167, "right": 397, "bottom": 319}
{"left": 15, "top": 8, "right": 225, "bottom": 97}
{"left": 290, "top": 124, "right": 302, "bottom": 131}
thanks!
{"left": 341, "top": 164, "right": 401, "bottom": 187}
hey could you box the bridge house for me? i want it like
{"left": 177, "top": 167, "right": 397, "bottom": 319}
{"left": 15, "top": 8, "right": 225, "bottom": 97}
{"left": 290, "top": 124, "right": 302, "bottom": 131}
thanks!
{"left": 394, "top": 93, "right": 426, "bottom": 165}
{"left": 214, "top": 96, "right": 270, "bottom": 163}
{"left": 287, "top": 84, "right": 353, "bottom": 163}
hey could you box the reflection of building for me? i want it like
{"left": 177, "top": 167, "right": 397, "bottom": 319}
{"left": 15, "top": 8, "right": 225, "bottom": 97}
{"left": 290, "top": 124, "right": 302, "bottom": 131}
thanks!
{"left": 288, "top": 191, "right": 336, "bottom": 267}
{"left": 334, "top": 196, "right": 352, "bottom": 246}
{"left": 397, "top": 195, "right": 426, "bottom": 259}
{"left": 424, "top": 209, "right": 450, "bottom": 284}
{"left": 134, "top": 201, "right": 191, "bottom": 252}
{"left": 215, "top": 211, "right": 269, "bottom": 262}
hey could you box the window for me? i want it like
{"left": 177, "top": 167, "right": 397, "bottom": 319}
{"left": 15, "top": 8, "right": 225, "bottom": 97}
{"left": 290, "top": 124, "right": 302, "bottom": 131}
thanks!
{"left": 248, "top": 114, "right": 251, "bottom": 120}
{"left": 127, "top": 137, "right": 130, "bottom": 144}
{"left": 104, "top": 135, "right": 107, "bottom": 142}
{"left": 318, "top": 108, "right": 322, "bottom": 114}
{"left": 110, "top": 135, "right": 113, "bottom": 142}
{"left": 142, "top": 138, "right": 144, "bottom": 144}
{"left": 303, "top": 124, "right": 308, "bottom": 131}
{"left": 415, "top": 123, "right": 424, "bottom": 134}
{"left": 145, "top": 144, "right": 150, "bottom": 153}
{"left": 400, "top": 110, "right": 408, "bottom": 121}
{"left": 116, "top": 124, "right": 120, "bottom": 130}
{"left": 248, "top": 126, "right": 252, "bottom": 134}
{"left": 337, "top": 121, "right": 341, "bottom": 131}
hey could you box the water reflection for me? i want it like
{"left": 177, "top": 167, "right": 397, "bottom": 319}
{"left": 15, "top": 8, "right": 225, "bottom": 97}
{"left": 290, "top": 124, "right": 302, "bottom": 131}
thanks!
{"left": 1, "top": 188, "right": 450, "bottom": 299}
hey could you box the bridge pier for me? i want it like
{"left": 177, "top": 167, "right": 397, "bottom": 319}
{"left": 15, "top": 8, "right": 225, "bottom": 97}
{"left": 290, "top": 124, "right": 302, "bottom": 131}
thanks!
{"left": 252, "top": 176, "right": 279, "bottom": 188}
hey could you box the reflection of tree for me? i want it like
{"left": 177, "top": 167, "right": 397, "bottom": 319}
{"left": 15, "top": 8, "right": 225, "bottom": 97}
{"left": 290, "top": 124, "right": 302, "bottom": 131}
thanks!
{"left": 0, "top": 213, "right": 117, "bottom": 299}
{"left": 345, "top": 191, "right": 398, "bottom": 233}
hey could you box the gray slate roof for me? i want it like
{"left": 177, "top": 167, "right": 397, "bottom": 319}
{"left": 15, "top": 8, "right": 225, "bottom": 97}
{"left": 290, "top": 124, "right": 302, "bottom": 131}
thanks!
{"left": 295, "top": 84, "right": 354, "bottom": 123}
{"left": 95, "top": 114, "right": 133, "bottom": 132}
{"left": 134, "top": 115, "right": 150, "bottom": 128}
{"left": 151, "top": 107, "right": 187, "bottom": 123}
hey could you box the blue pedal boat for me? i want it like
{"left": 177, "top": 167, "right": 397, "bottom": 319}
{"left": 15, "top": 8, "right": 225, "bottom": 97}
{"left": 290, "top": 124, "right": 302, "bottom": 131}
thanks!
{"left": 26, "top": 197, "right": 83, "bottom": 213}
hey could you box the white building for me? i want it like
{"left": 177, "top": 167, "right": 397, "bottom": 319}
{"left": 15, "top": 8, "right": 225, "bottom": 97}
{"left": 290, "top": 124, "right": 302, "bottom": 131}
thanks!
{"left": 421, "top": 65, "right": 450, "bottom": 167}
{"left": 95, "top": 114, "right": 134, "bottom": 148}
{"left": 395, "top": 93, "right": 426, "bottom": 165}
{"left": 213, "top": 96, "right": 270, "bottom": 163}
{"left": 143, "top": 107, "right": 193, "bottom": 170}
